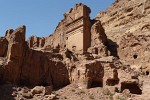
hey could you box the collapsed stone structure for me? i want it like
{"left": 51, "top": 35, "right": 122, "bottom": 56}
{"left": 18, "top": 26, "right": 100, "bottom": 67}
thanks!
{"left": 29, "top": 3, "right": 108, "bottom": 56}
{"left": 28, "top": 36, "right": 45, "bottom": 49}
{"left": 45, "top": 3, "right": 91, "bottom": 52}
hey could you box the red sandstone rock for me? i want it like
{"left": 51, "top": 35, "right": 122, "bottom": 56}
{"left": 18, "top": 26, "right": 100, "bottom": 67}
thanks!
{"left": 2, "top": 25, "right": 26, "bottom": 84}
{"left": 28, "top": 36, "right": 45, "bottom": 48}
{"left": 0, "top": 1, "right": 150, "bottom": 99}
{"left": 91, "top": 20, "right": 107, "bottom": 47}
{"left": 0, "top": 37, "right": 8, "bottom": 57}
{"left": 0, "top": 26, "right": 69, "bottom": 88}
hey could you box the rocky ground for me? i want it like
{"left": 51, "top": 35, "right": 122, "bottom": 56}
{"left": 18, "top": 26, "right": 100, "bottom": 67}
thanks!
{"left": 0, "top": 76, "right": 150, "bottom": 100}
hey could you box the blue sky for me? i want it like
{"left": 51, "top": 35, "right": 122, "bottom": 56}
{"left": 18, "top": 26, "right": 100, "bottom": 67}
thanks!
{"left": 0, "top": 0, "right": 115, "bottom": 39}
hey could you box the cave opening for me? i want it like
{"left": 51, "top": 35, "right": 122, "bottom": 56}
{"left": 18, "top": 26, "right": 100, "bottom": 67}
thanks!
{"left": 90, "top": 80, "right": 103, "bottom": 88}
{"left": 121, "top": 82, "right": 142, "bottom": 94}
{"left": 106, "top": 78, "right": 119, "bottom": 86}
{"left": 146, "top": 71, "right": 149, "bottom": 76}
{"left": 133, "top": 54, "right": 138, "bottom": 59}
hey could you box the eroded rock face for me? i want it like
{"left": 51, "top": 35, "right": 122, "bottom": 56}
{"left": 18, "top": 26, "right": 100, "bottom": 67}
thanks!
{"left": 20, "top": 47, "right": 69, "bottom": 88}
{"left": 88, "top": 20, "right": 109, "bottom": 57}
{"left": 96, "top": 0, "right": 150, "bottom": 62}
{"left": 28, "top": 36, "right": 45, "bottom": 49}
{"left": 0, "top": 1, "right": 149, "bottom": 98}
{"left": 67, "top": 60, "right": 104, "bottom": 89}
{"left": 118, "top": 33, "right": 150, "bottom": 65}
{"left": 0, "top": 26, "right": 70, "bottom": 88}
{"left": 66, "top": 56, "right": 115, "bottom": 88}
{"left": 91, "top": 20, "right": 107, "bottom": 47}
{"left": 20, "top": 49, "right": 51, "bottom": 86}
{"left": 5, "top": 29, "right": 14, "bottom": 41}
{"left": 0, "top": 37, "right": 8, "bottom": 57}
{"left": 2, "top": 25, "right": 27, "bottom": 84}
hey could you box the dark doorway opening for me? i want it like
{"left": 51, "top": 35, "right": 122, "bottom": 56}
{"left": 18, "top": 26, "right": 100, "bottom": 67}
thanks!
{"left": 106, "top": 78, "right": 119, "bottom": 86}
{"left": 91, "top": 81, "right": 103, "bottom": 88}
{"left": 121, "top": 82, "right": 142, "bottom": 94}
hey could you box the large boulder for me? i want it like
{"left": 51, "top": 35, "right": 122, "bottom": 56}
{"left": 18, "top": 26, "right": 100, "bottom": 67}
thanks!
{"left": 118, "top": 33, "right": 150, "bottom": 65}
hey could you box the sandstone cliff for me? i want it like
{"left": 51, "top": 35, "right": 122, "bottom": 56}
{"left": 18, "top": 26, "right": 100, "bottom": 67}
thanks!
{"left": 0, "top": 1, "right": 150, "bottom": 100}
{"left": 0, "top": 26, "right": 70, "bottom": 88}
{"left": 96, "top": 0, "right": 150, "bottom": 66}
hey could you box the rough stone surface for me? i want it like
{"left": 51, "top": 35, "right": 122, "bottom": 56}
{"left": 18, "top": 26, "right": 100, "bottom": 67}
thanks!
{"left": 2, "top": 25, "right": 26, "bottom": 84}
{"left": 0, "top": 0, "right": 150, "bottom": 99}
{"left": 0, "top": 26, "right": 70, "bottom": 88}
{"left": 44, "top": 3, "right": 107, "bottom": 53}
{"left": 28, "top": 36, "right": 45, "bottom": 48}
{"left": 96, "top": 0, "right": 150, "bottom": 62}
{"left": 0, "top": 37, "right": 8, "bottom": 57}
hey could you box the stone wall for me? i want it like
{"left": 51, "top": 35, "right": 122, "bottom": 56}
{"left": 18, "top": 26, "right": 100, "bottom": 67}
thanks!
{"left": 28, "top": 36, "right": 45, "bottom": 49}
{"left": 26, "top": 3, "right": 108, "bottom": 54}
{"left": 65, "top": 3, "right": 91, "bottom": 51}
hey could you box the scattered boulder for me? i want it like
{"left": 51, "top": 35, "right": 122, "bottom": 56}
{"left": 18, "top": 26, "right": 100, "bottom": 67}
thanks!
{"left": 22, "top": 92, "right": 33, "bottom": 99}
{"left": 45, "top": 86, "right": 53, "bottom": 95}
{"left": 31, "top": 86, "right": 45, "bottom": 95}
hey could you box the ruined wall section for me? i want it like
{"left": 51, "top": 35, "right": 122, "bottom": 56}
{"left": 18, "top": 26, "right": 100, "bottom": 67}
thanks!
{"left": 44, "top": 20, "right": 66, "bottom": 49}
{"left": 44, "top": 3, "right": 91, "bottom": 52}
{"left": 83, "top": 6, "right": 92, "bottom": 51}
{"left": 65, "top": 3, "right": 91, "bottom": 51}
{"left": 28, "top": 36, "right": 45, "bottom": 49}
